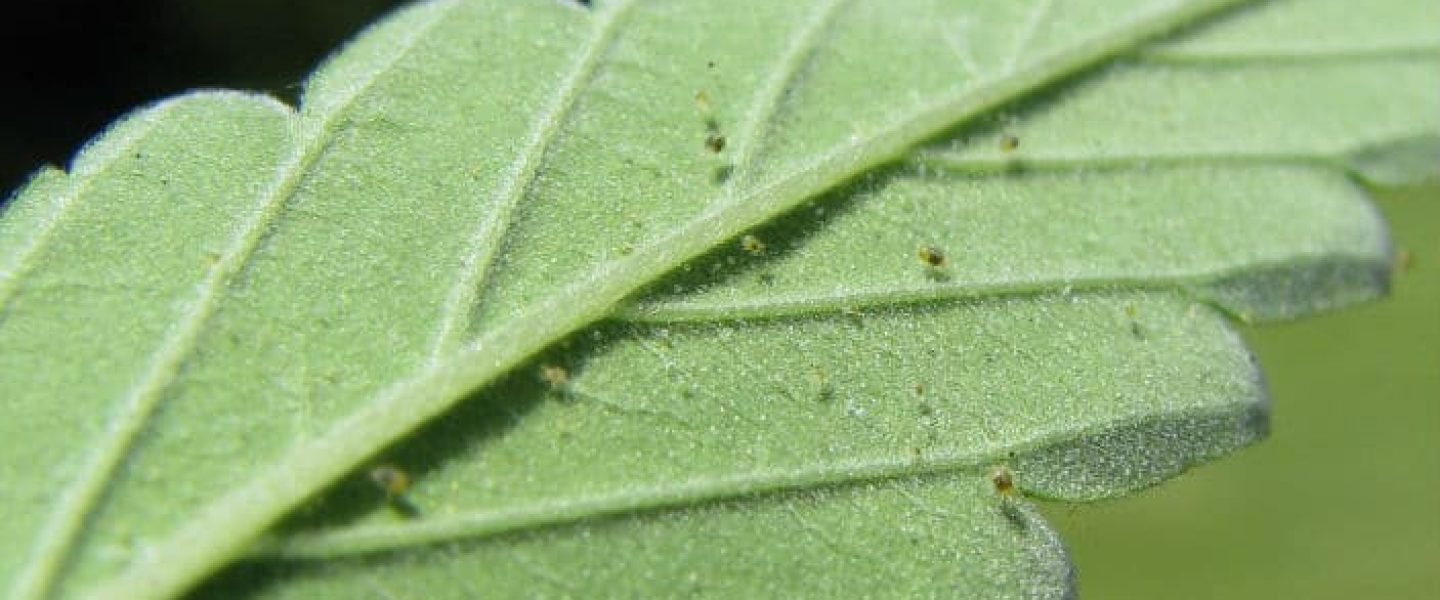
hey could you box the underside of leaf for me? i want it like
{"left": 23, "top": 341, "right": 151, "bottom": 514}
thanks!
{"left": 0, "top": 0, "right": 1434, "bottom": 598}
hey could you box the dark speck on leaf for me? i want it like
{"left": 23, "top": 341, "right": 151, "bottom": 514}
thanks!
{"left": 705, "top": 132, "right": 727, "bottom": 153}
{"left": 740, "top": 234, "right": 766, "bottom": 254}
{"left": 990, "top": 465, "right": 1015, "bottom": 496}
{"left": 918, "top": 245, "right": 947, "bottom": 267}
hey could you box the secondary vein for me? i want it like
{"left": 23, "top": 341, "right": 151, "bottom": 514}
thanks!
{"left": 428, "top": 0, "right": 639, "bottom": 363}
{"left": 15, "top": 4, "right": 463, "bottom": 599}
{"left": 723, "top": 0, "right": 849, "bottom": 193}
{"left": 1142, "top": 39, "right": 1440, "bottom": 63}
{"left": 621, "top": 259, "right": 1373, "bottom": 325}
{"left": 255, "top": 402, "right": 1250, "bottom": 559}
{"left": 4, "top": 99, "right": 188, "bottom": 600}
{"left": 91, "top": 1, "right": 1254, "bottom": 598}
{"left": 260, "top": 449, "right": 1013, "bottom": 559}
{"left": 1005, "top": 0, "right": 1057, "bottom": 74}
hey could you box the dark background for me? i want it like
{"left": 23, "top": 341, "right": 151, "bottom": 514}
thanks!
{"left": 0, "top": 1, "right": 405, "bottom": 196}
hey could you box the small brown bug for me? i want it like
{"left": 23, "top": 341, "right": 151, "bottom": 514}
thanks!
{"left": 705, "top": 132, "right": 727, "bottom": 153}
{"left": 989, "top": 465, "right": 1016, "bottom": 497}
{"left": 370, "top": 465, "right": 411, "bottom": 498}
{"left": 918, "top": 245, "right": 947, "bottom": 267}
{"left": 740, "top": 234, "right": 766, "bottom": 254}
{"left": 999, "top": 134, "right": 1020, "bottom": 153}
{"left": 540, "top": 364, "right": 570, "bottom": 390}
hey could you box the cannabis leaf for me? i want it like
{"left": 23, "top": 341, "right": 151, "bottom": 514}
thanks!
{"left": 0, "top": 0, "right": 1433, "bottom": 598}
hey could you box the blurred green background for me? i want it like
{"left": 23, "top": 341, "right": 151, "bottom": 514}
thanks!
{"left": 2, "top": 3, "right": 1435, "bottom": 598}
{"left": 1047, "top": 188, "right": 1440, "bottom": 599}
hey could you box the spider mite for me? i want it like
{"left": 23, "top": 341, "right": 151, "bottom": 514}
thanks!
{"left": 740, "top": 234, "right": 767, "bottom": 254}
{"left": 370, "top": 465, "right": 422, "bottom": 518}
{"left": 989, "top": 465, "right": 1016, "bottom": 498}
{"left": 370, "top": 465, "right": 411, "bottom": 497}
{"left": 540, "top": 364, "right": 570, "bottom": 391}
{"left": 705, "top": 131, "right": 727, "bottom": 153}
{"left": 918, "top": 245, "right": 948, "bottom": 267}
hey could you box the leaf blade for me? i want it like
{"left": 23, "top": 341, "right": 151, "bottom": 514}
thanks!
{"left": 0, "top": 92, "right": 294, "bottom": 600}
{"left": 233, "top": 478, "right": 1074, "bottom": 600}
{"left": 241, "top": 0, "right": 1435, "bottom": 594}
{"left": 632, "top": 164, "right": 1389, "bottom": 324}
{"left": 225, "top": 293, "right": 1257, "bottom": 600}
{"left": 66, "top": 2, "right": 1250, "bottom": 597}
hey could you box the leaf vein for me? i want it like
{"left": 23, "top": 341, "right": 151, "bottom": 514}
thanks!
{"left": 623, "top": 257, "right": 1378, "bottom": 325}
{"left": 253, "top": 404, "right": 1254, "bottom": 559}
{"left": 23, "top": 4, "right": 462, "bottom": 598}
{"left": 911, "top": 148, "right": 1348, "bottom": 174}
{"left": 428, "top": 0, "right": 640, "bottom": 362}
{"left": 4, "top": 98, "right": 219, "bottom": 600}
{"left": 1143, "top": 40, "right": 1440, "bottom": 63}
{"left": 91, "top": 2, "right": 1253, "bottom": 596}
{"left": 724, "top": 0, "right": 849, "bottom": 191}
{"left": 1006, "top": 0, "right": 1057, "bottom": 73}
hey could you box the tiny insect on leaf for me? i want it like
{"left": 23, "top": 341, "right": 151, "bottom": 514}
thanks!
{"left": 540, "top": 364, "right": 570, "bottom": 390}
{"left": 369, "top": 465, "right": 411, "bottom": 497}
{"left": 918, "top": 245, "right": 947, "bottom": 267}
{"left": 740, "top": 234, "right": 766, "bottom": 254}
{"left": 989, "top": 465, "right": 1015, "bottom": 497}
{"left": 705, "top": 132, "right": 727, "bottom": 153}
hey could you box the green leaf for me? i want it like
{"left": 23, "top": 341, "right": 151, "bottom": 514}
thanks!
{"left": 237, "top": 293, "right": 1259, "bottom": 600}
{"left": 248, "top": 1, "right": 1432, "bottom": 596}
{"left": 0, "top": 0, "right": 1432, "bottom": 598}
{"left": 0, "top": 93, "right": 295, "bottom": 598}
{"left": 923, "top": 0, "right": 1440, "bottom": 187}
{"left": 633, "top": 165, "right": 1391, "bottom": 325}
{"left": 247, "top": 0, "right": 1428, "bottom": 592}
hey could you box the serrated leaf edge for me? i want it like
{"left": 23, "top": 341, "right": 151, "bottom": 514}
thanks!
{"left": 85, "top": 1, "right": 1252, "bottom": 597}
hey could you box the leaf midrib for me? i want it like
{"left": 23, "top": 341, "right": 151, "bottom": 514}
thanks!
{"left": 90, "top": 1, "right": 1253, "bottom": 598}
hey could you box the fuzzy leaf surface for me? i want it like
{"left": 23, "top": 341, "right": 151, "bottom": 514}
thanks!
{"left": 238, "top": 2, "right": 1435, "bottom": 597}
{"left": 1, "top": 0, "right": 1434, "bottom": 598}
